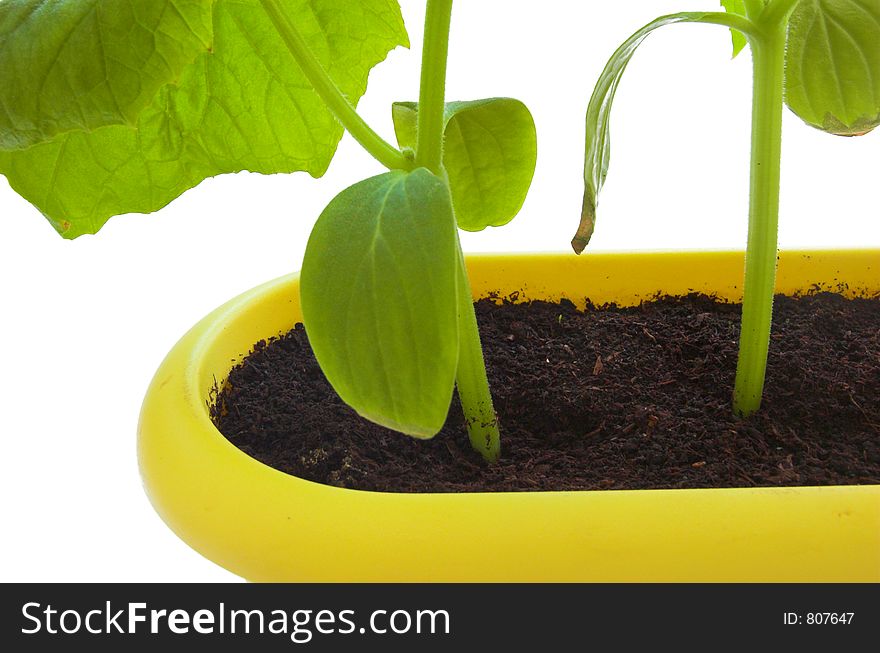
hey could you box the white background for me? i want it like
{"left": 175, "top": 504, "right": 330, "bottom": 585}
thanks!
{"left": 1, "top": 0, "right": 877, "bottom": 581}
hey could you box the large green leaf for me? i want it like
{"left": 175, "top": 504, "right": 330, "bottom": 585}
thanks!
{"left": 720, "top": 0, "right": 749, "bottom": 57}
{"left": 0, "top": 0, "right": 408, "bottom": 238}
{"left": 785, "top": 0, "right": 880, "bottom": 136}
{"left": 0, "top": 0, "right": 214, "bottom": 151}
{"left": 300, "top": 169, "right": 459, "bottom": 438}
{"left": 391, "top": 98, "right": 537, "bottom": 232}
{"left": 574, "top": 12, "right": 751, "bottom": 253}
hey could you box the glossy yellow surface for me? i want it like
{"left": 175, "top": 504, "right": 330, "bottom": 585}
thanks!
{"left": 138, "top": 251, "right": 880, "bottom": 581}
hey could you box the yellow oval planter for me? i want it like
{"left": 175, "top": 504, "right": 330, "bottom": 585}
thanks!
{"left": 138, "top": 250, "right": 880, "bottom": 581}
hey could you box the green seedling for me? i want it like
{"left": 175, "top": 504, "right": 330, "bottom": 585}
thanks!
{"left": 0, "top": 0, "right": 538, "bottom": 462}
{"left": 573, "top": 0, "right": 879, "bottom": 416}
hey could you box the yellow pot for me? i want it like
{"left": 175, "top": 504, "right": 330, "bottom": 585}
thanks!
{"left": 138, "top": 250, "right": 880, "bottom": 581}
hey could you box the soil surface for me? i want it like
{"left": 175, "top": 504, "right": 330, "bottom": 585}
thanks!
{"left": 211, "top": 293, "right": 880, "bottom": 492}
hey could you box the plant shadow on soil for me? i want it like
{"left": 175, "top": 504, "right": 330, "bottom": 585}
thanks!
{"left": 211, "top": 292, "right": 880, "bottom": 492}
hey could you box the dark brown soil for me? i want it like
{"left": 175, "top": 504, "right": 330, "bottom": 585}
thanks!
{"left": 211, "top": 293, "right": 880, "bottom": 492}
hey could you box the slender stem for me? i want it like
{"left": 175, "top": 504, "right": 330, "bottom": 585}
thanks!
{"left": 259, "top": 0, "right": 409, "bottom": 171}
{"left": 415, "top": 0, "right": 453, "bottom": 173}
{"left": 414, "top": 0, "right": 499, "bottom": 460}
{"left": 455, "top": 240, "right": 500, "bottom": 462}
{"left": 732, "top": 23, "right": 787, "bottom": 417}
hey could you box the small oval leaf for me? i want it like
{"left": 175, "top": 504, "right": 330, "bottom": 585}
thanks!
{"left": 300, "top": 169, "right": 459, "bottom": 438}
{"left": 392, "top": 98, "right": 537, "bottom": 232}
{"left": 785, "top": 0, "right": 880, "bottom": 136}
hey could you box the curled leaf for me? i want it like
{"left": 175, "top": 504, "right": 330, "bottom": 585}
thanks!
{"left": 577, "top": 12, "right": 756, "bottom": 252}
{"left": 571, "top": 189, "right": 596, "bottom": 255}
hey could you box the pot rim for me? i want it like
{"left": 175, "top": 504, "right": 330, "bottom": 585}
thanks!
{"left": 138, "top": 249, "right": 880, "bottom": 581}
{"left": 181, "top": 247, "right": 880, "bottom": 496}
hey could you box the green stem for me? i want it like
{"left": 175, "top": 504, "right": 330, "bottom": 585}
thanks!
{"left": 743, "top": 0, "right": 766, "bottom": 18}
{"left": 415, "top": 0, "right": 453, "bottom": 173}
{"left": 414, "top": 0, "right": 499, "bottom": 461}
{"left": 259, "top": 0, "right": 409, "bottom": 171}
{"left": 455, "top": 240, "right": 500, "bottom": 462}
{"left": 732, "top": 20, "right": 788, "bottom": 417}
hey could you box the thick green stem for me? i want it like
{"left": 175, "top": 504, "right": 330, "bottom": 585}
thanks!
{"left": 414, "top": 0, "right": 499, "bottom": 461}
{"left": 732, "top": 22, "right": 788, "bottom": 417}
{"left": 455, "top": 241, "right": 500, "bottom": 462}
{"left": 415, "top": 0, "right": 453, "bottom": 173}
{"left": 259, "top": 0, "right": 409, "bottom": 171}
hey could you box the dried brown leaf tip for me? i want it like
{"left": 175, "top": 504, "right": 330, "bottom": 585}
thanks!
{"left": 571, "top": 189, "right": 596, "bottom": 254}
